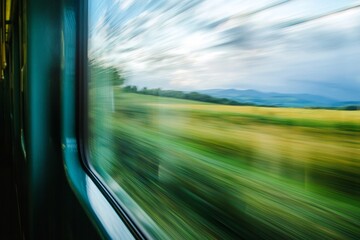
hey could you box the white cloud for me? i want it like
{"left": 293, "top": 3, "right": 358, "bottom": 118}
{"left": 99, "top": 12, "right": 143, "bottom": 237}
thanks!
{"left": 113, "top": 0, "right": 134, "bottom": 10}
{"left": 89, "top": 0, "right": 360, "bottom": 100}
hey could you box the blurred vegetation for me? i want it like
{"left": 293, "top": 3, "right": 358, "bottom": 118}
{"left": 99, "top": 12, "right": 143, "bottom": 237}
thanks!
{"left": 123, "top": 85, "right": 246, "bottom": 106}
{"left": 88, "top": 65, "right": 360, "bottom": 239}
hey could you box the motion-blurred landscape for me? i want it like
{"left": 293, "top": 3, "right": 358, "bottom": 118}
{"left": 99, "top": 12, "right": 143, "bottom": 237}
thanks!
{"left": 88, "top": 0, "right": 360, "bottom": 239}
{"left": 89, "top": 67, "right": 360, "bottom": 239}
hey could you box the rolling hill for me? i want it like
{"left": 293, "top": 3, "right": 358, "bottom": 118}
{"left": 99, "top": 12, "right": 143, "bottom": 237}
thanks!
{"left": 198, "top": 89, "right": 359, "bottom": 108}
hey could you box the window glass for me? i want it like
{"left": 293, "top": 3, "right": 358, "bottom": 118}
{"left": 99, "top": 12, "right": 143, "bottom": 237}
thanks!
{"left": 88, "top": 1, "right": 360, "bottom": 239}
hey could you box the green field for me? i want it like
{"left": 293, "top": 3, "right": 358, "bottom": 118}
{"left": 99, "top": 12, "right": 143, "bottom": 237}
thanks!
{"left": 89, "top": 90, "right": 360, "bottom": 239}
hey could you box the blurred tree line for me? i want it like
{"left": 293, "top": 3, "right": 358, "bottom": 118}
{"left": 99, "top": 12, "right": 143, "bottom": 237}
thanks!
{"left": 123, "top": 85, "right": 248, "bottom": 106}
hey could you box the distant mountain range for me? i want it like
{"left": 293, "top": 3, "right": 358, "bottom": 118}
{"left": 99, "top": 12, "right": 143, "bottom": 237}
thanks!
{"left": 198, "top": 89, "right": 360, "bottom": 108}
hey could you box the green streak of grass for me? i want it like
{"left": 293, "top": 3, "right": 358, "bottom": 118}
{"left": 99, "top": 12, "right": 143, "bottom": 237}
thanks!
{"left": 89, "top": 91, "right": 360, "bottom": 239}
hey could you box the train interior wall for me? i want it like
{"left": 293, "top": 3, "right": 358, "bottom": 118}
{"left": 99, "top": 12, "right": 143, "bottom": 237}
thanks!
{"left": 0, "top": 74, "right": 22, "bottom": 239}
{"left": 0, "top": 0, "right": 101, "bottom": 239}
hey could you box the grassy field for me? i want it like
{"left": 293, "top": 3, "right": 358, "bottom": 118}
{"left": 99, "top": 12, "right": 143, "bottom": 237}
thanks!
{"left": 89, "top": 90, "right": 360, "bottom": 239}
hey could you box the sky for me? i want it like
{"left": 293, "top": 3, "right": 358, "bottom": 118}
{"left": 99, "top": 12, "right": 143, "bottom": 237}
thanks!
{"left": 88, "top": 0, "right": 360, "bottom": 101}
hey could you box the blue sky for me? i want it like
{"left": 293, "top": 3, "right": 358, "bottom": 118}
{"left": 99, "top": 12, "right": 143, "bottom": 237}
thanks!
{"left": 89, "top": 0, "right": 360, "bottom": 101}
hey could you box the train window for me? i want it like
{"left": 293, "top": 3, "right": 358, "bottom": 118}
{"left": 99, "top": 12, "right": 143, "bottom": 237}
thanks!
{"left": 87, "top": 0, "right": 360, "bottom": 239}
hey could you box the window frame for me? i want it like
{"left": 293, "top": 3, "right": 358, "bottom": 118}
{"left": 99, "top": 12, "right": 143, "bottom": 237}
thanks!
{"left": 76, "top": 0, "right": 149, "bottom": 239}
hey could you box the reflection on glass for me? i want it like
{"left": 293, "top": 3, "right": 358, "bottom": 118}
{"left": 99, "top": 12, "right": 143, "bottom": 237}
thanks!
{"left": 88, "top": 0, "right": 360, "bottom": 239}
